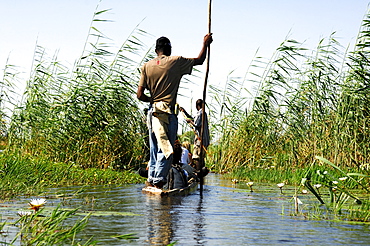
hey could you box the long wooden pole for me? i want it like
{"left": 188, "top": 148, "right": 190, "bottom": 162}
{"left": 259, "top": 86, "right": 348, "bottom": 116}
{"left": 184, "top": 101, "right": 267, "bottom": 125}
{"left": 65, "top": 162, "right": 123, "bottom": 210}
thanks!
{"left": 199, "top": 0, "right": 212, "bottom": 194}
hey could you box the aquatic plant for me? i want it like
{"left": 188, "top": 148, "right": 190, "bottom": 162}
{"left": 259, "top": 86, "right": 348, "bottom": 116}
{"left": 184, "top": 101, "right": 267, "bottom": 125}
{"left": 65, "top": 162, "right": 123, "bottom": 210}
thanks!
{"left": 12, "top": 206, "right": 96, "bottom": 246}
{"left": 111, "top": 233, "right": 139, "bottom": 242}
{"left": 17, "top": 211, "right": 33, "bottom": 217}
{"left": 301, "top": 156, "right": 370, "bottom": 221}
{"left": 0, "top": 151, "right": 144, "bottom": 199}
{"left": 206, "top": 6, "right": 370, "bottom": 222}
{"left": 0, "top": 221, "right": 6, "bottom": 234}
{"left": 348, "top": 201, "right": 370, "bottom": 222}
{"left": 246, "top": 181, "right": 254, "bottom": 192}
{"left": 277, "top": 182, "right": 285, "bottom": 194}
{"left": 29, "top": 198, "right": 47, "bottom": 212}
{"left": 2, "top": 6, "right": 151, "bottom": 170}
{"left": 208, "top": 7, "right": 370, "bottom": 181}
{"left": 293, "top": 196, "right": 303, "bottom": 213}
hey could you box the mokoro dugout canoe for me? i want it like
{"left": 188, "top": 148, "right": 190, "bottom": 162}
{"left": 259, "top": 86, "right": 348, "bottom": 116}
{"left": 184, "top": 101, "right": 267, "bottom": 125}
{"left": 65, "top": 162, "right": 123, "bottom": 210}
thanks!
{"left": 142, "top": 178, "right": 198, "bottom": 197}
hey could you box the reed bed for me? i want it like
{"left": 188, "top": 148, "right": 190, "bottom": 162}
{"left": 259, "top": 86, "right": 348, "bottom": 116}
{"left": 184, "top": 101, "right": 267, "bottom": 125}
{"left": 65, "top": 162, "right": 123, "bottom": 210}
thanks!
{"left": 2, "top": 8, "right": 153, "bottom": 170}
{"left": 205, "top": 8, "right": 370, "bottom": 222}
{"left": 208, "top": 10, "right": 370, "bottom": 179}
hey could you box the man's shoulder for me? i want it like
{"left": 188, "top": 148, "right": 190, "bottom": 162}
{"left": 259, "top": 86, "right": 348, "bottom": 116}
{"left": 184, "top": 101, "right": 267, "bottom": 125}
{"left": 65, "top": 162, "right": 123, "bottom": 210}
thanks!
{"left": 166, "top": 56, "right": 194, "bottom": 62}
{"left": 162, "top": 56, "right": 186, "bottom": 62}
{"left": 144, "top": 56, "right": 180, "bottom": 64}
{"left": 145, "top": 57, "right": 160, "bottom": 64}
{"left": 146, "top": 56, "right": 192, "bottom": 63}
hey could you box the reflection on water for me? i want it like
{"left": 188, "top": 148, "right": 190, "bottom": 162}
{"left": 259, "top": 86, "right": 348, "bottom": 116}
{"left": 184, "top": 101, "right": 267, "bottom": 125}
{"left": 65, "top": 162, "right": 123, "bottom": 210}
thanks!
{"left": 144, "top": 190, "right": 206, "bottom": 245}
{"left": 1, "top": 173, "right": 370, "bottom": 245}
{"left": 145, "top": 195, "right": 174, "bottom": 245}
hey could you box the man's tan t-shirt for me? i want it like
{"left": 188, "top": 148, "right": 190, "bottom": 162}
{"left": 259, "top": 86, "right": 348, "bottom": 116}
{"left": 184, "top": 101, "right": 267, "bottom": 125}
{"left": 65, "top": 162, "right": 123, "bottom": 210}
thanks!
{"left": 139, "top": 55, "right": 194, "bottom": 109}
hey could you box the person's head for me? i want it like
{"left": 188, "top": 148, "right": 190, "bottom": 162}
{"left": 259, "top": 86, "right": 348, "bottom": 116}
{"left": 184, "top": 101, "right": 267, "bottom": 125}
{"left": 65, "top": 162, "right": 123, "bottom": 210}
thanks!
{"left": 173, "top": 140, "right": 182, "bottom": 164}
{"left": 196, "top": 99, "right": 204, "bottom": 110}
{"left": 182, "top": 141, "right": 190, "bottom": 151}
{"left": 155, "top": 36, "right": 172, "bottom": 56}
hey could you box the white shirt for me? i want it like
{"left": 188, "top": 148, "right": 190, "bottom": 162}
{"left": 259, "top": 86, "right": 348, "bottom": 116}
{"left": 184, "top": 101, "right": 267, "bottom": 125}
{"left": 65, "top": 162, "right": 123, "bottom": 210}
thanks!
{"left": 180, "top": 147, "right": 190, "bottom": 164}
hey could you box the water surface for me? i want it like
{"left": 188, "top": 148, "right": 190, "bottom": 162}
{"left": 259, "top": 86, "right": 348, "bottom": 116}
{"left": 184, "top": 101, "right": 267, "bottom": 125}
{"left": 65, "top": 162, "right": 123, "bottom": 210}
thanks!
{"left": 1, "top": 174, "right": 369, "bottom": 245}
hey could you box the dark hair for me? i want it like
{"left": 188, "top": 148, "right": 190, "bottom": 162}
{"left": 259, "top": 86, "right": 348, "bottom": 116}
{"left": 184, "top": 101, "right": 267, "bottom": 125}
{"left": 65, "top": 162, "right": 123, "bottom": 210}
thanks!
{"left": 196, "top": 99, "right": 204, "bottom": 109}
{"left": 173, "top": 140, "right": 182, "bottom": 164}
{"left": 155, "top": 37, "right": 171, "bottom": 53}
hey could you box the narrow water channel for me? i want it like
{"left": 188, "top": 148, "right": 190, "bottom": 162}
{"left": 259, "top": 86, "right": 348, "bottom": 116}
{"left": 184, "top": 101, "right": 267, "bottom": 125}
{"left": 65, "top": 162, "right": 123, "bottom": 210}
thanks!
{"left": 1, "top": 173, "right": 369, "bottom": 245}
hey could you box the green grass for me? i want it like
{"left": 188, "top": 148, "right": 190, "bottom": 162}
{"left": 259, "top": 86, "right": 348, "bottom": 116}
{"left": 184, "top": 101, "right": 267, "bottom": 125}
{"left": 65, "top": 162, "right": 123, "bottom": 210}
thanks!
{"left": 222, "top": 165, "right": 309, "bottom": 184}
{"left": 9, "top": 206, "right": 96, "bottom": 245}
{"left": 0, "top": 151, "right": 145, "bottom": 199}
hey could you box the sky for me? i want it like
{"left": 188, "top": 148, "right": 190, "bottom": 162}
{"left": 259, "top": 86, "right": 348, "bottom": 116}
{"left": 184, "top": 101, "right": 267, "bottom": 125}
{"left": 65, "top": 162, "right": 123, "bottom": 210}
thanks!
{"left": 1, "top": 0, "right": 369, "bottom": 111}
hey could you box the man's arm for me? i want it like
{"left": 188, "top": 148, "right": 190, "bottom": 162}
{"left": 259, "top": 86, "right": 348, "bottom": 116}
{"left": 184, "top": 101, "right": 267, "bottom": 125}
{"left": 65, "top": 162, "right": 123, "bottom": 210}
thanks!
{"left": 193, "top": 33, "right": 213, "bottom": 66}
{"left": 137, "top": 86, "right": 151, "bottom": 103}
{"left": 179, "top": 107, "right": 195, "bottom": 126}
{"left": 179, "top": 107, "right": 193, "bottom": 119}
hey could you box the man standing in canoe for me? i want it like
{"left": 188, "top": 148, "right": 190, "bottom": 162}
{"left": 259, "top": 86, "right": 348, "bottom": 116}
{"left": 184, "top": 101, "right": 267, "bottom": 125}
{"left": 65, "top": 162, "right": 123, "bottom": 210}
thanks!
{"left": 137, "top": 33, "right": 213, "bottom": 189}
{"left": 180, "top": 99, "right": 210, "bottom": 170}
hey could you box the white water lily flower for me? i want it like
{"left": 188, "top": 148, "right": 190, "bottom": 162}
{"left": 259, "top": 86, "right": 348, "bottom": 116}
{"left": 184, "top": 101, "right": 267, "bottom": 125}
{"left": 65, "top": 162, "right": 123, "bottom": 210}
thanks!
{"left": 18, "top": 211, "right": 33, "bottom": 217}
{"left": 332, "top": 181, "right": 338, "bottom": 185}
{"left": 30, "top": 198, "right": 46, "bottom": 206}
{"left": 293, "top": 196, "right": 303, "bottom": 205}
{"left": 339, "top": 177, "right": 348, "bottom": 181}
{"left": 246, "top": 182, "right": 254, "bottom": 192}
{"left": 314, "top": 184, "right": 322, "bottom": 189}
{"left": 29, "top": 198, "right": 47, "bottom": 211}
{"left": 277, "top": 183, "right": 285, "bottom": 188}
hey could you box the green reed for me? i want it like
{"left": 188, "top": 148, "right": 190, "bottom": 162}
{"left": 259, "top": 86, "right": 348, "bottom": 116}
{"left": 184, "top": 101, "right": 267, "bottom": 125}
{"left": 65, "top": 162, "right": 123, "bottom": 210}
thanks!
{"left": 9, "top": 206, "right": 96, "bottom": 246}
{"left": 300, "top": 156, "right": 370, "bottom": 221}
{"left": 208, "top": 9, "right": 370, "bottom": 176}
{"left": 2, "top": 7, "right": 152, "bottom": 170}
{"left": 205, "top": 8, "right": 370, "bottom": 222}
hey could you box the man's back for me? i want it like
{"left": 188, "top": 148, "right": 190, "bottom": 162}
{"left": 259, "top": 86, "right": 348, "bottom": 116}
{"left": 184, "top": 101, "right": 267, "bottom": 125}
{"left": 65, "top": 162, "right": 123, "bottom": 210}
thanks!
{"left": 139, "top": 55, "right": 193, "bottom": 108}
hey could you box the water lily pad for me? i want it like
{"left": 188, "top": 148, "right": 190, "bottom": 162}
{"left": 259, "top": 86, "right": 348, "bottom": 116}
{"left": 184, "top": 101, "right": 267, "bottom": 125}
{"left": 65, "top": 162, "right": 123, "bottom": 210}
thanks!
{"left": 111, "top": 233, "right": 139, "bottom": 239}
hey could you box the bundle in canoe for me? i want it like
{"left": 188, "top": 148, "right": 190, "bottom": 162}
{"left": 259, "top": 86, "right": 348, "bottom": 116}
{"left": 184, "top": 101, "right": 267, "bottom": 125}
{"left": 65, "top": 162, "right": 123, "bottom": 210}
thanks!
{"left": 142, "top": 178, "right": 198, "bottom": 197}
